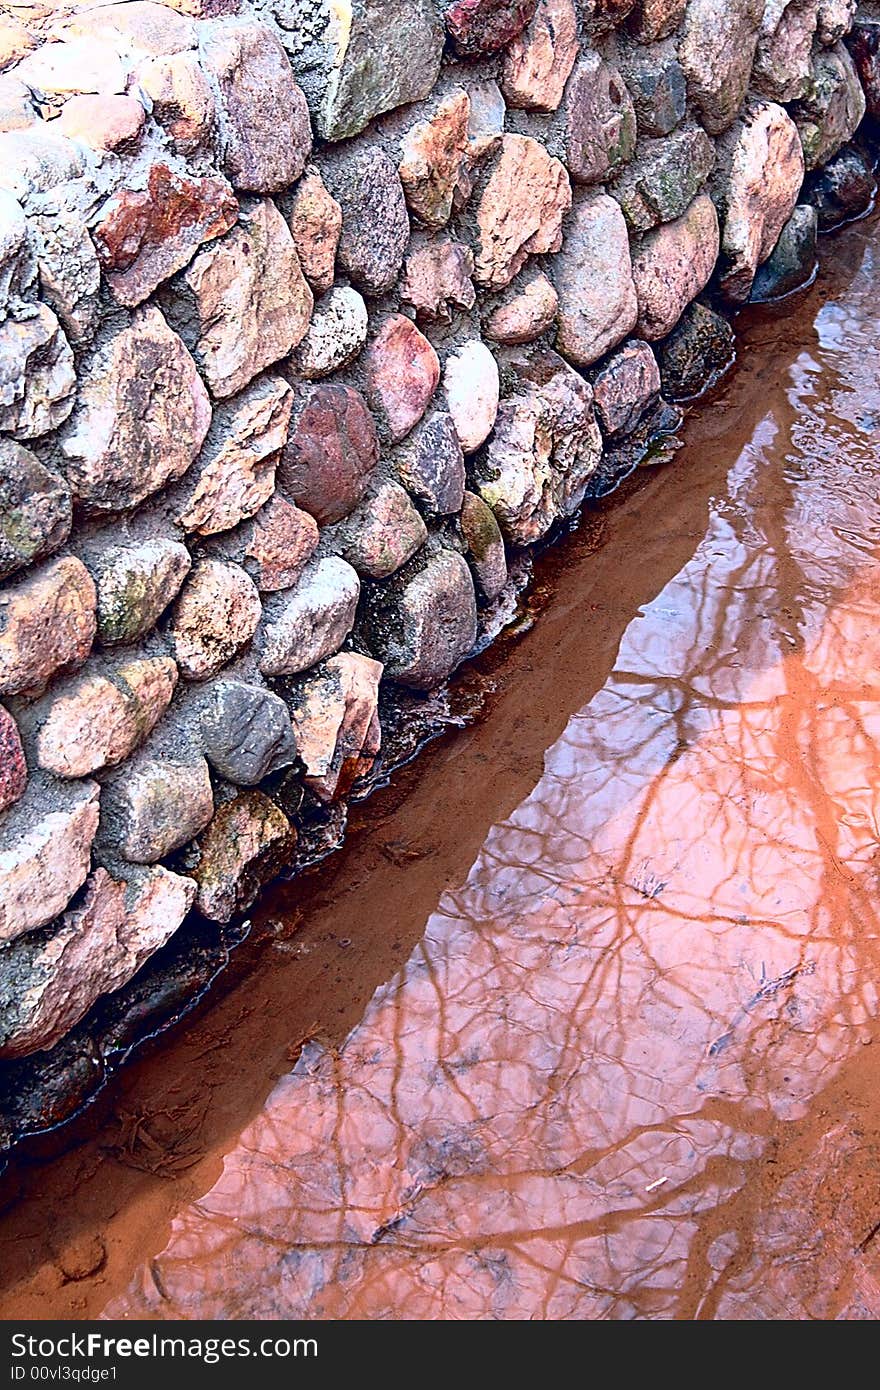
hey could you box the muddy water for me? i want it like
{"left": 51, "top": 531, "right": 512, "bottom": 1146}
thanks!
{"left": 4, "top": 218, "right": 880, "bottom": 1320}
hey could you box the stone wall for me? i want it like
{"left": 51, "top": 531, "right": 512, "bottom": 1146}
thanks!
{"left": 0, "top": 0, "right": 878, "bottom": 1068}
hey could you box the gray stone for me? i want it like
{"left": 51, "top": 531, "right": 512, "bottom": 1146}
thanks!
{"left": 618, "top": 38, "right": 687, "bottom": 137}
{"left": 317, "top": 143, "right": 410, "bottom": 295}
{"left": 791, "top": 43, "right": 867, "bottom": 169}
{"left": 553, "top": 191, "right": 638, "bottom": 367}
{"left": 392, "top": 411, "right": 466, "bottom": 515}
{"left": 0, "top": 301, "right": 75, "bottom": 440}
{"left": 0, "top": 440, "right": 71, "bottom": 580}
{"left": 591, "top": 339, "right": 661, "bottom": 438}
{"left": 804, "top": 145, "right": 877, "bottom": 230}
{"left": 656, "top": 300, "right": 735, "bottom": 399}
{"left": 277, "top": 0, "right": 444, "bottom": 142}
{"left": 610, "top": 123, "right": 716, "bottom": 233}
{"left": 328, "top": 481, "right": 427, "bottom": 580}
{"left": 90, "top": 538, "right": 192, "bottom": 647}
{"left": 751, "top": 204, "right": 818, "bottom": 300}
{"left": 563, "top": 52, "right": 637, "bottom": 184}
{"left": 199, "top": 679, "right": 297, "bottom": 785}
{"left": 362, "top": 548, "right": 477, "bottom": 690}
{"left": 259, "top": 557, "right": 360, "bottom": 677}
{"left": 98, "top": 754, "right": 214, "bottom": 865}
{"left": 460, "top": 490, "right": 508, "bottom": 601}
{"left": 291, "top": 286, "right": 368, "bottom": 379}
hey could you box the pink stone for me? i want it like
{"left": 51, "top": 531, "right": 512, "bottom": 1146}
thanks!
{"left": 398, "top": 88, "right": 471, "bottom": 229}
{"left": 288, "top": 166, "right": 342, "bottom": 294}
{"left": 366, "top": 314, "right": 441, "bottom": 442}
{"left": 0, "top": 703, "right": 26, "bottom": 813}
{"left": 400, "top": 235, "right": 475, "bottom": 321}
{"left": 485, "top": 270, "right": 559, "bottom": 344}
{"left": 55, "top": 93, "right": 146, "bottom": 150}
{"left": 286, "top": 652, "right": 383, "bottom": 802}
{"left": 631, "top": 194, "right": 720, "bottom": 340}
{"left": 244, "top": 494, "right": 319, "bottom": 592}
{"left": 0, "top": 557, "right": 96, "bottom": 698}
{"left": 502, "top": 0, "right": 579, "bottom": 112}
{"left": 472, "top": 134, "right": 571, "bottom": 290}
{"left": 169, "top": 560, "right": 262, "bottom": 680}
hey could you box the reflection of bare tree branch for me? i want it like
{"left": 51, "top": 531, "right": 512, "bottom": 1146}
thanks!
{"left": 103, "top": 230, "right": 880, "bottom": 1321}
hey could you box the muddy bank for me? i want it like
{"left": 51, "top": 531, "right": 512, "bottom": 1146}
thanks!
{"left": 2, "top": 204, "right": 880, "bottom": 1318}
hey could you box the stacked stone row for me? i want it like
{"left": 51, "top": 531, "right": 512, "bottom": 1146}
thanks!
{"left": 0, "top": 0, "right": 876, "bottom": 1061}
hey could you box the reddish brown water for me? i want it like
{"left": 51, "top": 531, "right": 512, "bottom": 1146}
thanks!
{"left": 3, "top": 216, "right": 880, "bottom": 1320}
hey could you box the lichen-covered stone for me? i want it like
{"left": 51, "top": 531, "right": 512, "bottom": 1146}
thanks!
{"left": 363, "top": 548, "right": 477, "bottom": 690}
{"left": 193, "top": 791, "right": 293, "bottom": 922}
{"left": 804, "top": 145, "right": 877, "bottom": 230}
{"left": 553, "top": 191, "right": 638, "bottom": 367}
{"left": 98, "top": 754, "right": 214, "bottom": 864}
{"left": 443, "top": 340, "right": 500, "bottom": 453}
{"left": 292, "top": 286, "right": 368, "bottom": 379}
{"left": 58, "top": 305, "right": 211, "bottom": 511}
{"left": 278, "top": 383, "right": 379, "bottom": 525}
{"left": 791, "top": 42, "right": 866, "bottom": 170}
{"left": 259, "top": 557, "right": 359, "bottom": 678}
{"left": 618, "top": 37, "right": 687, "bottom": 137}
{"left": 287, "top": 166, "right": 342, "bottom": 293}
{"left": 610, "top": 123, "right": 716, "bottom": 232}
{"left": 164, "top": 197, "right": 312, "bottom": 400}
{"left": 484, "top": 268, "right": 558, "bottom": 343}
{"left": 365, "top": 315, "right": 441, "bottom": 442}
{"left": 631, "top": 193, "right": 720, "bottom": 339}
{"left": 176, "top": 374, "right": 293, "bottom": 535}
{"left": 0, "top": 703, "right": 26, "bottom": 815}
{"left": 750, "top": 203, "right": 818, "bottom": 300}
{"left": 32, "top": 657, "right": 178, "bottom": 779}
{"left": 318, "top": 143, "right": 410, "bottom": 296}
{"left": 393, "top": 411, "right": 467, "bottom": 515}
{"left": 243, "top": 494, "right": 319, "bottom": 592}
{"left": 678, "top": 0, "right": 764, "bottom": 135}
{"left": 400, "top": 236, "right": 475, "bottom": 322}
{"left": 502, "top": 0, "right": 579, "bottom": 111}
{"left": 656, "top": 300, "right": 735, "bottom": 398}
{"left": 0, "top": 557, "right": 95, "bottom": 698}
{"left": 713, "top": 101, "right": 805, "bottom": 303}
{"left": 284, "top": 652, "right": 383, "bottom": 801}
{"left": 281, "top": 0, "right": 444, "bottom": 143}
{"left": 199, "top": 18, "right": 312, "bottom": 193}
{"left": 329, "top": 481, "right": 428, "bottom": 579}
{"left": 472, "top": 134, "right": 571, "bottom": 289}
{"left": 0, "top": 440, "right": 71, "bottom": 581}
{"left": 92, "top": 162, "right": 239, "bottom": 307}
{"left": 460, "top": 490, "right": 508, "bottom": 601}
{"left": 0, "top": 780, "right": 99, "bottom": 943}
{"left": 472, "top": 348, "right": 603, "bottom": 544}
{"left": 168, "top": 559, "right": 262, "bottom": 680}
{"left": 591, "top": 339, "right": 662, "bottom": 438}
{"left": 0, "top": 865, "right": 196, "bottom": 1060}
{"left": 818, "top": 0, "right": 856, "bottom": 45}
{"left": 91, "top": 538, "right": 192, "bottom": 647}
{"left": 563, "top": 53, "right": 637, "bottom": 184}
{"left": 199, "top": 680, "right": 297, "bottom": 785}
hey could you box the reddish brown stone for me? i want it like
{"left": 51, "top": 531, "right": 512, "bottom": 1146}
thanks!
{"left": 0, "top": 703, "right": 26, "bottom": 813}
{"left": 244, "top": 494, "right": 319, "bottom": 592}
{"left": 446, "top": 0, "right": 539, "bottom": 55}
{"left": 278, "top": 385, "right": 379, "bottom": 526}
{"left": 94, "top": 162, "right": 239, "bottom": 307}
{"left": 365, "top": 315, "right": 441, "bottom": 442}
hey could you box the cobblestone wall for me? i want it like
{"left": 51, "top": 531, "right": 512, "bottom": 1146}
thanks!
{"left": 0, "top": 0, "right": 878, "bottom": 1065}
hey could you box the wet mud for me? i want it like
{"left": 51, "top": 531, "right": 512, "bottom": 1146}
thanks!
{"left": 3, "top": 213, "right": 880, "bottom": 1319}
